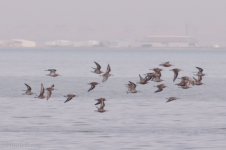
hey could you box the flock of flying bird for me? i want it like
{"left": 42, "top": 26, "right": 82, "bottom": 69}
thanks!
{"left": 23, "top": 61, "right": 205, "bottom": 113}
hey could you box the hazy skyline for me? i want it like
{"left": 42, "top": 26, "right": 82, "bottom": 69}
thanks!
{"left": 0, "top": 0, "right": 226, "bottom": 46}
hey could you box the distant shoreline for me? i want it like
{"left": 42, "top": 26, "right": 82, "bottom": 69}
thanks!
{"left": 0, "top": 47, "right": 225, "bottom": 51}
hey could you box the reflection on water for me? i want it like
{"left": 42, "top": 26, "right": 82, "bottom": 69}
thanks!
{"left": 0, "top": 48, "right": 226, "bottom": 150}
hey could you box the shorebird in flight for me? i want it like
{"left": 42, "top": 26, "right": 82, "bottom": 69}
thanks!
{"left": 88, "top": 82, "right": 99, "bottom": 92}
{"left": 95, "top": 98, "right": 106, "bottom": 113}
{"left": 151, "top": 68, "right": 163, "bottom": 82}
{"left": 46, "top": 69, "right": 59, "bottom": 77}
{"left": 126, "top": 81, "right": 137, "bottom": 93}
{"left": 92, "top": 61, "right": 103, "bottom": 74}
{"left": 138, "top": 74, "right": 148, "bottom": 84}
{"left": 166, "top": 97, "right": 179, "bottom": 103}
{"left": 176, "top": 76, "right": 191, "bottom": 89}
{"left": 46, "top": 84, "right": 54, "bottom": 100}
{"left": 160, "top": 61, "right": 173, "bottom": 67}
{"left": 102, "top": 64, "right": 111, "bottom": 82}
{"left": 144, "top": 73, "right": 155, "bottom": 82}
{"left": 35, "top": 83, "right": 45, "bottom": 99}
{"left": 154, "top": 83, "right": 167, "bottom": 93}
{"left": 64, "top": 94, "right": 76, "bottom": 103}
{"left": 170, "top": 68, "right": 181, "bottom": 82}
{"left": 24, "top": 83, "right": 33, "bottom": 95}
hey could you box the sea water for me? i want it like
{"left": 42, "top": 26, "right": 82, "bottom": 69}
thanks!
{"left": 0, "top": 48, "right": 226, "bottom": 150}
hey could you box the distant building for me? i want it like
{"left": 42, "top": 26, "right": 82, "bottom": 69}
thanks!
{"left": 0, "top": 39, "right": 36, "bottom": 48}
{"left": 45, "top": 40, "right": 104, "bottom": 48}
{"left": 140, "top": 35, "right": 198, "bottom": 48}
{"left": 73, "top": 40, "right": 104, "bottom": 47}
{"left": 45, "top": 40, "right": 74, "bottom": 47}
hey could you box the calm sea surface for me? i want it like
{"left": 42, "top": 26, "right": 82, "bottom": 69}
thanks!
{"left": 0, "top": 48, "right": 226, "bottom": 150}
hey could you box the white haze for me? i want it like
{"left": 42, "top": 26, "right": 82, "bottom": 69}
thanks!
{"left": 0, "top": 0, "right": 226, "bottom": 45}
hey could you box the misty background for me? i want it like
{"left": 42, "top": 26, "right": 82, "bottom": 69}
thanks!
{"left": 0, "top": 0, "right": 226, "bottom": 46}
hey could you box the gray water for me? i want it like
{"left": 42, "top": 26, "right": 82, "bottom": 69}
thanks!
{"left": 0, "top": 48, "right": 226, "bottom": 150}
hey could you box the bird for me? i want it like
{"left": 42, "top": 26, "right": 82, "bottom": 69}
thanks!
{"left": 126, "top": 81, "right": 137, "bottom": 93}
{"left": 176, "top": 76, "right": 191, "bottom": 89}
{"left": 95, "top": 98, "right": 106, "bottom": 113}
{"left": 46, "top": 69, "right": 59, "bottom": 77}
{"left": 152, "top": 68, "right": 162, "bottom": 75}
{"left": 92, "top": 61, "right": 103, "bottom": 74}
{"left": 46, "top": 84, "right": 54, "bottom": 100}
{"left": 154, "top": 84, "right": 167, "bottom": 93}
{"left": 64, "top": 94, "right": 76, "bottom": 103}
{"left": 151, "top": 68, "right": 163, "bottom": 82}
{"left": 160, "top": 61, "right": 172, "bottom": 67}
{"left": 88, "top": 82, "right": 99, "bottom": 92}
{"left": 35, "top": 83, "right": 45, "bottom": 99}
{"left": 144, "top": 73, "right": 155, "bottom": 81}
{"left": 170, "top": 68, "right": 181, "bottom": 82}
{"left": 138, "top": 74, "right": 148, "bottom": 84}
{"left": 24, "top": 83, "right": 33, "bottom": 95}
{"left": 102, "top": 64, "right": 111, "bottom": 82}
{"left": 166, "top": 97, "right": 179, "bottom": 103}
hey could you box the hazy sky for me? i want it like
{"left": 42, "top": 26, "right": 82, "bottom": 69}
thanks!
{"left": 0, "top": 0, "right": 226, "bottom": 45}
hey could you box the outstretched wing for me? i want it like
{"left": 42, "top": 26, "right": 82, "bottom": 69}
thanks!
{"left": 88, "top": 84, "right": 95, "bottom": 92}
{"left": 106, "top": 64, "right": 111, "bottom": 73}
{"left": 46, "top": 90, "right": 52, "bottom": 100}
{"left": 24, "top": 83, "right": 32, "bottom": 91}
{"left": 173, "top": 70, "right": 179, "bottom": 82}
{"left": 64, "top": 97, "right": 72, "bottom": 103}
{"left": 39, "top": 83, "right": 45, "bottom": 96}
{"left": 94, "top": 61, "right": 101, "bottom": 70}
{"left": 196, "top": 67, "right": 203, "bottom": 73}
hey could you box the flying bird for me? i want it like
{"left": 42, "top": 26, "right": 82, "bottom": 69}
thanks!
{"left": 46, "top": 84, "right": 54, "bottom": 100}
{"left": 92, "top": 61, "right": 103, "bottom": 74}
{"left": 170, "top": 68, "right": 181, "bottom": 82}
{"left": 102, "top": 64, "right": 111, "bottom": 82}
{"left": 176, "top": 76, "right": 192, "bottom": 89}
{"left": 126, "top": 81, "right": 137, "bottom": 93}
{"left": 95, "top": 98, "right": 106, "bottom": 113}
{"left": 166, "top": 97, "right": 179, "bottom": 103}
{"left": 64, "top": 94, "right": 76, "bottom": 103}
{"left": 154, "top": 84, "right": 167, "bottom": 93}
{"left": 24, "top": 83, "right": 33, "bottom": 95}
{"left": 160, "top": 61, "right": 172, "bottom": 67}
{"left": 46, "top": 69, "right": 59, "bottom": 77}
{"left": 144, "top": 73, "right": 155, "bottom": 81}
{"left": 88, "top": 82, "right": 99, "bottom": 92}
{"left": 35, "top": 83, "right": 45, "bottom": 99}
{"left": 138, "top": 74, "right": 148, "bottom": 84}
{"left": 151, "top": 68, "right": 163, "bottom": 82}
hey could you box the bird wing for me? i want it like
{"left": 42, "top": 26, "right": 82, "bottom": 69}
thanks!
{"left": 95, "top": 99, "right": 101, "bottom": 105}
{"left": 88, "top": 84, "right": 95, "bottom": 92}
{"left": 155, "top": 88, "right": 163, "bottom": 93}
{"left": 106, "top": 64, "right": 111, "bottom": 73}
{"left": 196, "top": 67, "right": 203, "bottom": 73}
{"left": 173, "top": 70, "right": 179, "bottom": 82}
{"left": 139, "top": 74, "right": 144, "bottom": 81}
{"left": 64, "top": 97, "right": 72, "bottom": 103}
{"left": 94, "top": 61, "right": 101, "bottom": 70}
{"left": 102, "top": 75, "right": 109, "bottom": 82}
{"left": 46, "top": 90, "right": 52, "bottom": 100}
{"left": 24, "top": 83, "right": 32, "bottom": 91}
{"left": 129, "top": 81, "right": 136, "bottom": 89}
{"left": 39, "top": 83, "right": 45, "bottom": 96}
